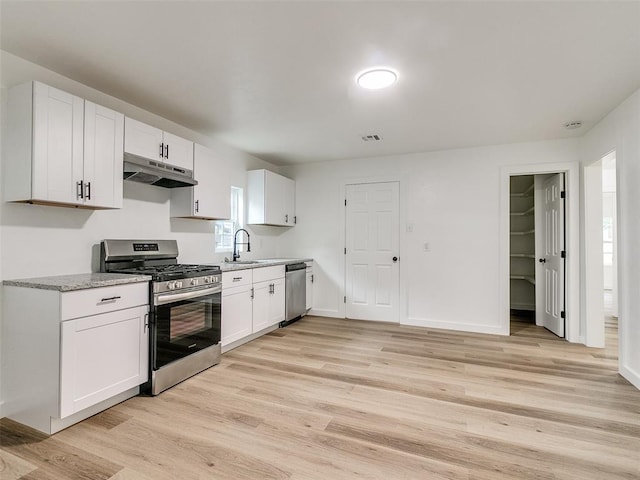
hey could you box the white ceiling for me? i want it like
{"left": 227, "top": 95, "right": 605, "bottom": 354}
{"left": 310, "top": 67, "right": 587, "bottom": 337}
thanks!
{"left": 1, "top": 1, "right": 639, "bottom": 165}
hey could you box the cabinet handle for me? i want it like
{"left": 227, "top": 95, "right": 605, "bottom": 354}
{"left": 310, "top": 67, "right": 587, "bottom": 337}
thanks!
{"left": 285, "top": 214, "right": 289, "bottom": 223}
{"left": 294, "top": 216, "right": 297, "bottom": 224}
{"left": 269, "top": 283, "right": 274, "bottom": 294}
{"left": 144, "top": 313, "right": 149, "bottom": 333}
{"left": 159, "top": 142, "right": 164, "bottom": 158}
{"left": 165, "top": 144, "right": 169, "bottom": 159}
{"left": 233, "top": 277, "right": 242, "bottom": 282}
{"left": 195, "top": 199, "right": 199, "bottom": 213}
{"left": 250, "top": 287, "right": 254, "bottom": 299}
{"left": 311, "top": 274, "right": 314, "bottom": 283}
{"left": 85, "top": 181, "right": 91, "bottom": 200}
{"left": 99, "top": 295, "right": 121, "bottom": 303}
{"left": 76, "top": 180, "right": 84, "bottom": 199}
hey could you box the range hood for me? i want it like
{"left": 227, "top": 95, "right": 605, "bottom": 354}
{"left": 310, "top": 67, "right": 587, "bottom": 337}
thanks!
{"left": 123, "top": 153, "right": 198, "bottom": 188}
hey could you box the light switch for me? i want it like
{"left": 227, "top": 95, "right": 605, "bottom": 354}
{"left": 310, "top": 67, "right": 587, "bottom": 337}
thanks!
{"left": 423, "top": 242, "right": 430, "bottom": 252}
{"left": 406, "top": 222, "right": 414, "bottom": 233}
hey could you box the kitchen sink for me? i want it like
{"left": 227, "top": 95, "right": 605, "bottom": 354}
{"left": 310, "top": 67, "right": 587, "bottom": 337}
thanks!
{"left": 226, "top": 260, "right": 260, "bottom": 264}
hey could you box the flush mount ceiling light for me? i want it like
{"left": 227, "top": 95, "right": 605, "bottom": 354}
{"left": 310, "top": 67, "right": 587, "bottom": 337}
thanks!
{"left": 356, "top": 68, "right": 398, "bottom": 90}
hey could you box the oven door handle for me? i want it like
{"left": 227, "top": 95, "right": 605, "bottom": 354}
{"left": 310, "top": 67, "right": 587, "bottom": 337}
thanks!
{"left": 155, "top": 285, "right": 221, "bottom": 306}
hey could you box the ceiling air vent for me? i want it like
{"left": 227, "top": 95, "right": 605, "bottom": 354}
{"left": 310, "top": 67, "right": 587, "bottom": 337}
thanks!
{"left": 361, "top": 134, "right": 383, "bottom": 142}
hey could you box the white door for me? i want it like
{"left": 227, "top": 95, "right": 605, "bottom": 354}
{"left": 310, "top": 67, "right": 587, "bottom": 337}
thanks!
{"left": 162, "top": 132, "right": 193, "bottom": 170}
{"left": 59, "top": 305, "right": 148, "bottom": 418}
{"left": 539, "top": 173, "right": 565, "bottom": 337}
{"left": 83, "top": 101, "right": 124, "bottom": 209}
{"left": 124, "top": 117, "right": 163, "bottom": 162}
{"left": 345, "top": 182, "right": 400, "bottom": 322}
{"left": 193, "top": 144, "right": 231, "bottom": 219}
{"left": 221, "top": 286, "right": 253, "bottom": 346}
{"left": 32, "top": 82, "right": 84, "bottom": 204}
{"left": 264, "top": 170, "right": 288, "bottom": 226}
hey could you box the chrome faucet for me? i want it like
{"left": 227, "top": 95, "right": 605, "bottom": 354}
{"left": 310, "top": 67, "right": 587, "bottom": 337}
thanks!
{"left": 232, "top": 228, "right": 251, "bottom": 262}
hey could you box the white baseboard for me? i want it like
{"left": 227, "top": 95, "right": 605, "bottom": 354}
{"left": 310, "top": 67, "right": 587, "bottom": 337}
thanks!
{"left": 307, "top": 308, "right": 341, "bottom": 318}
{"left": 404, "top": 317, "right": 506, "bottom": 336}
{"left": 221, "top": 324, "right": 279, "bottom": 353}
{"left": 620, "top": 363, "right": 640, "bottom": 391}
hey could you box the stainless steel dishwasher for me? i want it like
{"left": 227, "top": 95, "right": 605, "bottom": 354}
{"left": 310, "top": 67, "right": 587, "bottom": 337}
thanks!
{"left": 283, "top": 263, "right": 307, "bottom": 325}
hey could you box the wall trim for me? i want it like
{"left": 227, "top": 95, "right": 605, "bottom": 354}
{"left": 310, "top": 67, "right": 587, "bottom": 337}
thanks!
{"left": 619, "top": 363, "right": 640, "bottom": 391}
{"left": 404, "top": 317, "right": 504, "bottom": 336}
{"left": 307, "top": 308, "right": 342, "bottom": 319}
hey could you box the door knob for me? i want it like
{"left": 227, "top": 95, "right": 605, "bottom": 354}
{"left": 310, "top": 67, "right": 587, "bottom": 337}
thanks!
{"left": 539, "top": 258, "right": 546, "bottom": 263}
{"left": 392, "top": 256, "right": 398, "bottom": 262}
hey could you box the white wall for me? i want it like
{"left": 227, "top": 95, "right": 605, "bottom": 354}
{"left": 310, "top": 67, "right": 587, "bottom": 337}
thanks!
{"left": 580, "top": 89, "right": 640, "bottom": 389}
{"left": 280, "top": 139, "right": 581, "bottom": 334}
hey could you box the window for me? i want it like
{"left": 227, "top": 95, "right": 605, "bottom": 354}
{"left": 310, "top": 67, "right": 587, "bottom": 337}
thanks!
{"left": 215, "top": 186, "right": 244, "bottom": 252}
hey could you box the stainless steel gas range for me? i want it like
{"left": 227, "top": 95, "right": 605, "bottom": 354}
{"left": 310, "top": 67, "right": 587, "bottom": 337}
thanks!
{"left": 100, "top": 239, "right": 221, "bottom": 395}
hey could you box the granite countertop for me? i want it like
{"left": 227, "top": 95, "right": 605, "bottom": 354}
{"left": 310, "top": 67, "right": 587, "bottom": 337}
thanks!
{"left": 217, "top": 258, "right": 313, "bottom": 272}
{"left": 3, "top": 273, "right": 152, "bottom": 292}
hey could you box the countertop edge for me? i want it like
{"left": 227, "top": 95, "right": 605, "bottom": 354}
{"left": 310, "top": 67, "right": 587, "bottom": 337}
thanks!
{"left": 217, "top": 258, "right": 313, "bottom": 272}
{"left": 3, "top": 273, "right": 152, "bottom": 292}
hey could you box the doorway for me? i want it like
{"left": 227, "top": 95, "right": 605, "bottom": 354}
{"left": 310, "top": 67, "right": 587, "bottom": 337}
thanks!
{"left": 500, "top": 162, "right": 579, "bottom": 342}
{"left": 509, "top": 173, "right": 566, "bottom": 338}
{"left": 344, "top": 182, "right": 400, "bottom": 322}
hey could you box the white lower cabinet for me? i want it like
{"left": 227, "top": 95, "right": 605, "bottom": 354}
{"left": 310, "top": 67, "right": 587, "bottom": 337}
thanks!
{"left": 221, "top": 270, "right": 253, "bottom": 345}
{"left": 2, "top": 281, "right": 149, "bottom": 434}
{"left": 305, "top": 261, "right": 314, "bottom": 311}
{"left": 60, "top": 305, "right": 148, "bottom": 418}
{"left": 221, "top": 265, "right": 285, "bottom": 350}
{"left": 252, "top": 277, "right": 285, "bottom": 332}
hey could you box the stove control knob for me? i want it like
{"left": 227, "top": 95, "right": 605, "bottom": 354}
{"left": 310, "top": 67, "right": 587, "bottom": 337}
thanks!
{"left": 176, "top": 281, "right": 183, "bottom": 289}
{"left": 191, "top": 279, "right": 198, "bottom": 286}
{"left": 167, "top": 281, "right": 176, "bottom": 290}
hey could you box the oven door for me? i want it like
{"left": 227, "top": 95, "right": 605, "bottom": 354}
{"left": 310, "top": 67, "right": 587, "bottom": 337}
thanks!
{"left": 153, "top": 285, "right": 221, "bottom": 370}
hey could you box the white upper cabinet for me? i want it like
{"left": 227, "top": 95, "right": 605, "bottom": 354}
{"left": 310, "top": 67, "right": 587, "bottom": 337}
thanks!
{"left": 247, "top": 169, "right": 296, "bottom": 226}
{"left": 123, "top": 117, "right": 163, "bottom": 162}
{"left": 170, "top": 143, "right": 231, "bottom": 220}
{"left": 124, "top": 117, "right": 194, "bottom": 171}
{"left": 4, "top": 81, "right": 123, "bottom": 209}
{"left": 83, "top": 101, "right": 124, "bottom": 209}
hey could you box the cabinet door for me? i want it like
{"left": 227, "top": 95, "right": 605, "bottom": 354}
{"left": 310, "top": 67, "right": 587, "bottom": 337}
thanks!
{"left": 221, "top": 287, "right": 253, "bottom": 345}
{"left": 264, "top": 171, "right": 287, "bottom": 226}
{"left": 163, "top": 132, "right": 194, "bottom": 171}
{"left": 83, "top": 102, "right": 124, "bottom": 209}
{"left": 124, "top": 117, "right": 163, "bottom": 162}
{"left": 193, "top": 144, "right": 231, "bottom": 219}
{"left": 59, "top": 305, "right": 149, "bottom": 418}
{"left": 306, "top": 271, "right": 313, "bottom": 311}
{"left": 268, "top": 278, "right": 286, "bottom": 326}
{"left": 283, "top": 176, "right": 296, "bottom": 225}
{"left": 252, "top": 281, "right": 271, "bottom": 333}
{"left": 32, "top": 82, "right": 84, "bottom": 204}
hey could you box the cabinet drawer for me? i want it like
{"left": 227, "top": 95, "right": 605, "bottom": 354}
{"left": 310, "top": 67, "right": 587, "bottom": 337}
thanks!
{"left": 61, "top": 282, "right": 149, "bottom": 321}
{"left": 222, "top": 270, "right": 253, "bottom": 289}
{"left": 252, "top": 265, "right": 285, "bottom": 283}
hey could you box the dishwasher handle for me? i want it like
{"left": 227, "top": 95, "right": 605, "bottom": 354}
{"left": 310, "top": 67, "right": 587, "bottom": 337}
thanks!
{"left": 285, "top": 263, "right": 306, "bottom": 273}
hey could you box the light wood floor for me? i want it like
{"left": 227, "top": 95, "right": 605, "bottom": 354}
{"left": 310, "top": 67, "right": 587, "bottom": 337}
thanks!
{"left": 2, "top": 315, "right": 638, "bottom": 479}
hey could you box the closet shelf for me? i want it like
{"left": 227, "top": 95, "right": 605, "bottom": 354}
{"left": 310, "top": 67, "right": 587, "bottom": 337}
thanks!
{"left": 510, "top": 206, "right": 535, "bottom": 216}
{"left": 510, "top": 275, "right": 535, "bottom": 285}
{"left": 510, "top": 183, "right": 535, "bottom": 198}
{"left": 510, "top": 253, "right": 535, "bottom": 258}
{"left": 510, "top": 230, "right": 535, "bottom": 235}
